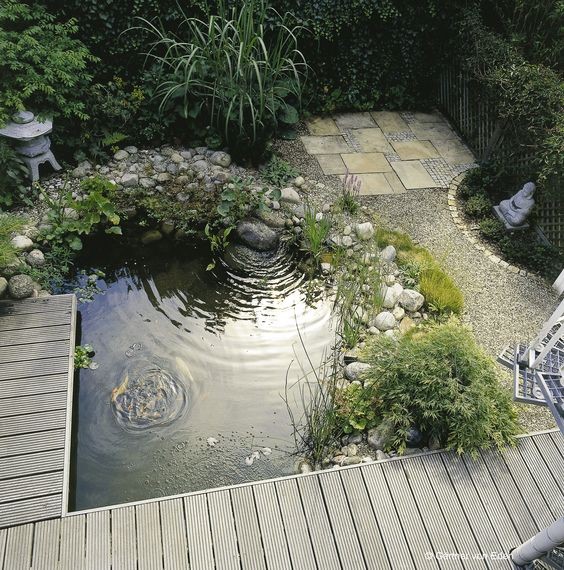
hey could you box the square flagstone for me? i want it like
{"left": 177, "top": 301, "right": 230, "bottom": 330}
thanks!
{"left": 301, "top": 135, "right": 351, "bottom": 155}
{"left": 409, "top": 123, "right": 457, "bottom": 141}
{"left": 333, "top": 112, "right": 375, "bottom": 130}
{"left": 391, "top": 160, "right": 437, "bottom": 189}
{"left": 431, "top": 139, "right": 475, "bottom": 164}
{"left": 316, "top": 154, "right": 347, "bottom": 175}
{"left": 412, "top": 111, "right": 443, "bottom": 123}
{"left": 384, "top": 171, "right": 407, "bottom": 194}
{"left": 341, "top": 152, "right": 392, "bottom": 174}
{"left": 340, "top": 173, "right": 395, "bottom": 196}
{"left": 351, "top": 128, "right": 393, "bottom": 153}
{"left": 370, "top": 111, "right": 408, "bottom": 133}
{"left": 391, "top": 140, "right": 440, "bottom": 160}
{"left": 306, "top": 116, "right": 340, "bottom": 136}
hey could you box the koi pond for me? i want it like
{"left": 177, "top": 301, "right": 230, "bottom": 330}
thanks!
{"left": 69, "top": 235, "right": 333, "bottom": 511}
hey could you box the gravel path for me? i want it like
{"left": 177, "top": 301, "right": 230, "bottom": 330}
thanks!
{"left": 276, "top": 132, "right": 559, "bottom": 432}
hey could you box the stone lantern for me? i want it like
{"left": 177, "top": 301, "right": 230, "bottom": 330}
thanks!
{"left": 0, "top": 110, "right": 62, "bottom": 182}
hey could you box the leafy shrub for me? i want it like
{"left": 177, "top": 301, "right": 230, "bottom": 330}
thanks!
{"left": 216, "top": 178, "right": 279, "bottom": 225}
{"left": 335, "top": 383, "right": 377, "bottom": 434}
{"left": 139, "top": 0, "right": 307, "bottom": 159}
{"left": 0, "top": 140, "right": 28, "bottom": 208}
{"left": 0, "top": 213, "right": 26, "bottom": 268}
{"left": 419, "top": 267, "right": 464, "bottom": 315}
{"left": 464, "top": 193, "right": 492, "bottom": 218}
{"left": 363, "top": 320, "right": 519, "bottom": 455}
{"left": 260, "top": 156, "right": 298, "bottom": 187}
{"left": 479, "top": 218, "right": 505, "bottom": 242}
{"left": 0, "top": 1, "right": 96, "bottom": 127}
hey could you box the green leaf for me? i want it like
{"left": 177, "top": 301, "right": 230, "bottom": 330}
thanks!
{"left": 67, "top": 235, "right": 83, "bottom": 251}
{"left": 217, "top": 202, "right": 231, "bottom": 217}
{"left": 278, "top": 104, "right": 299, "bottom": 125}
{"left": 206, "top": 262, "right": 216, "bottom": 271}
{"left": 105, "top": 226, "right": 122, "bottom": 235}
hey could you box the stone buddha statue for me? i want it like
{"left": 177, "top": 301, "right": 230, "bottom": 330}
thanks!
{"left": 498, "top": 182, "right": 536, "bottom": 227}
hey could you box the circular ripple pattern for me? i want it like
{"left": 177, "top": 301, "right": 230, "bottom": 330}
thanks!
{"left": 111, "top": 360, "right": 188, "bottom": 432}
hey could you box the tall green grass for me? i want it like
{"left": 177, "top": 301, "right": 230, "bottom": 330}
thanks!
{"left": 0, "top": 214, "right": 26, "bottom": 268}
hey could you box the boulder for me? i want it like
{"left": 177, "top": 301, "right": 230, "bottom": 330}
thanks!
{"left": 140, "top": 230, "right": 163, "bottom": 245}
{"left": 373, "top": 311, "right": 396, "bottom": 331}
{"left": 10, "top": 235, "right": 33, "bottom": 251}
{"left": 354, "top": 222, "right": 374, "bottom": 241}
{"left": 382, "top": 283, "right": 403, "bottom": 309}
{"left": 26, "top": 249, "right": 45, "bottom": 268}
{"left": 406, "top": 427, "right": 423, "bottom": 447}
{"left": 8, "top": 274, "right": 34, "bottom": 299}
{"left": 209, "top": 151, "right": 232, "bottom": 168}
{"left": 399, "top": 289, "right": 425, "bottom": 312}
{"left": 344, "top": 361, "right": 371, "bottom": 382}
{"left": 1, "top": 258, "right": 27, "bottom": 278}
{"left": 367, "top": 420, "right": 394, "bottom": 451}
{"left": 279, "top": 187, "right": 301, "bottom": 204}
{"left": 399, "top": 316, "right": 416, "bottom": 334}
{"left": 121, "top": 173, "right": 139, "bottom": 188}
{"left": 236, "top": 220, "right": 279, "bottom": 251}
{"left": 114, "top": 150, "right": 129, "bottom": 161}
{"left": 380, "top": 245, "right": 397, "bottom": 263}
{"left": 0, "top": 277, "right": 7, "bottom": 297}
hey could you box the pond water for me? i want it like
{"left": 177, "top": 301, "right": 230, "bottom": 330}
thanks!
{"left": 69, "top": 235, "right": 334, "bottom": 511}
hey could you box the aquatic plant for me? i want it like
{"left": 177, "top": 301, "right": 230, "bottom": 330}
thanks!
{"left": 74, "top": 344, "right": 96, "bottom": 370}
{"left": 338, "top": 171, "right": 361, "bottom": 215}
{"left": 300, "top": 204, "right": 331, "bottom": 264}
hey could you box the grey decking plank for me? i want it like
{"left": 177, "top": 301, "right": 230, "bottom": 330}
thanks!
{"left": 0, "top": 408, "right": 66, "bottom": 437}
{"left": 32, "top": 518, "right": 61, "bottom": 570}
{"left": 0, "top": 340, "right": 70, "bottom": 364}
{"left": 0, "top": 295, "right": 73, "bottom": 316}
{"left": 0, "top": 373, "right": 68, "bottom": 399}
{"left": 184, "top": 494, "right": 215, "bottom": 570}
{"left": 0, "top": 390, "right": 67, "bottom": 418}
{"left": 0, "top": 471, "right": 62, "bottom": 504}
{"left": 0, "top": 310, "right": 72, "bottom": 332}
{"left": 441, "top": 453, "right": 510, "bottom": 570}
{"left": 3, "top": 523, "right": 33, "bottom": 570}
{"left": 0, "top": 448, "right": 64, "bottom": 480}
{"left": 340, "top": 468, "right": 391, "bottom": 570}
{"left": 532, "top": 433, "right": 564, "bottom": 494}
{"left": 518, "top": 436, "right": 564, "bottom": 519}
{"left": 0, "top": 324, "right": 71, "bottom": 347}
{"left": 253, "top": 482, "right": 292, "bottom": 570}
{"left": 275, "top": 478, "right": 317, "bottom": 570}
{"left": 381, "top": 460, "right": 439, "bottom": 570}
{"left": 421, "top": 454, "right": 487, "bottom": 570}
{"left": 402, "top": 458, "right": 464, "bottom": 570}
{"left": 461, "top": 453, "right": 522, "bottom": 551}
{"left": 297, "top": 474, "right": 341, "bottom": 570}
{"left": 136, "top": 502, "right": 164, "bottom": 570}
{"left": 549, "top": 431, "right": 564, "bottom": 455}
{"left": 208, "top": 489, "right": 241, "bottom": 570}
{"left": 86, "top": 510, "right": 111, "bottom": 570}
{"left": 0, "top": 428, "right": 65, "bottom": 458}
{"left": 160, "top": 498, "right": 189, "bottom": 570}
{"left": 0, "top": 494, "right": 61, "bottom": 528}
{"left": 231, "top": 485, "right": 267, "bottom": 570}
{"left": 0, "top": 529, "right": 6, "bottom": 570}
{"left": 59, "top": 514, "right": 85, "bottom": 570}
{"left": 362, "top": 463, "right": 416, "bottom": 570}
{"left": 112, "top": 506, "right": 137, "bottom": 570}
{"left": 0, "top": 357, "right": 70, "bottom": 381}
{"left": 318, "top": 471, "right": 366, "bottom": 570}
{"left": 494, "top": 446, "right": 555, "bottom": 530}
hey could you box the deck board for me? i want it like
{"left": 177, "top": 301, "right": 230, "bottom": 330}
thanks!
{"left": 0, "top": 294, "right": 76, "bottom": 529}
{"left": 184, "top": 494, "right": 215, "bottom": 570}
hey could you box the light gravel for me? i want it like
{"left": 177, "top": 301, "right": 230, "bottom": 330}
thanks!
{"left": 276, "top": 129, "right": 559, "bottom": 433}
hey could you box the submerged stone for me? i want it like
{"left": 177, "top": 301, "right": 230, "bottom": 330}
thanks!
{"left": 236, "top": 219, "right": 279, "bottom": 251}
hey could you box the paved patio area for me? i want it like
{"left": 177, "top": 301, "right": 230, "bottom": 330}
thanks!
{"left": 302, "top": 111, "right": 477, "bottom": 195}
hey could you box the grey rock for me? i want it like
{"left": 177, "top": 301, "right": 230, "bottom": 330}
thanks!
{"left": 343, "top": 225, "right": 352, "bottom": 236}
{"left": 373, "top": 311, "right": 396, "bottom": 331}
{"left": 382, "top": 283, "right": 404, "bottom": 309}
{"left": 72, "top": 160, "right": 93, "bottom": 178}
{"left": 342, "top": 235, "right": 354, "bottom": 248}
{"left": 0, "top": 277, "right": 7, "bottom": 297}
{"left": 280, "top": 187, "right": 301, "bottom": 204}
{"left": 214, "top": 170, "right": 232, "bottom": 184}
{"left": 367, "top": 420, "right": 394, "bottom": 451}
{"left": 156, "top": 172, "right": 171, "bottom": 183}
{"left": 139, "top": 177, "right": 156, "bottom": 189}
{"left": 10, "top": 235, "right": 33, "bottom": 251}
{"left": 406, "top": 427, "right": 423, "bottom": 447}
{"left": 8, "top": 274, "right": 34, "bottom": 299}
{"left": 346, "top": 443, "right": 358, "bottom": 457}
{"left": 124, "top": 146, "right": 138, "bottom": 154}
{"left": 354, "top": 222, "right": 374, "bottom": 241}
{"left": 255, "top": 209, "right": 286, "bottom": 230}
{"left": 347, "top": 433, "right": 363, "bottom": 445}
{"left": 403, "top": 448, "right": 423, "bottom": 456}
{"left": 399, "top": 289, "right": 425, "bottom": 312}
{"left": 380, "top": 245, "right": 397, "bottom": 263}
{"left": 140, "top": 230, "right": 163, "bottom": 245}
{"left": 399, "top": 316, "right": 416, "bottom": 334}
{"left": 384, "top": 274, "right": 396, "bottom": 286}
{"left": 26, "top": 249, "right": 45, "bottom": 267}
{"left": 344, "top": 361, "right": 371, "bottom": 382}
{"left": 320, "top": 262, "right": 332, "bottom": 275}
{"left": 332, "top": 455, "right": 346, "bottom": 465}
{"left": 428, "top": 436, "right": 441, "bottom": 451}
{"left": 114, "top": 150, "right": 129, "bottom": 161}
{"left": 375, "top": 450, "right": 389, "bottom": 461}
{"left": 209, "top": 151, "right": 232, "bottom": 168}
{"left": 121, "top": 173, "right": 139, "bottom": 188}
{"left": 192, "top": 160, "right": 209, "bottom": 171}
{"left": 296, "top": 458, "right": 313, "bottom": 474}
{"left": 166, "top": 163, "right": 179, "bottom": 175}
{"left": 170, "top": 152, "right": 183, "bottom": 164}
{"left": 180, "top": 150, "right": 192, "bottom": 160}
{"left": 294, "top": 176, "right": 305, "bottom": 187}
{"left": 1, "top": 258, "right": 26, "bottom": 278}
{"left": 236, "top": 219, "right": 279, "bottom": 251}
{"left": 392, "top": 306, "right": 405, "bottom": 321}
{"left": 342, "top": 456, "right": 362, "bottom": 466}
{"left": 160, "top": 220, "right": 175, "bottom": 236}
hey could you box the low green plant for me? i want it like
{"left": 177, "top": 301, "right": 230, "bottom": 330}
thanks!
{"left": 74, "top": 344, "right": 96, "bottom": 370}
{"left": 260, "top": 156, "right": 298, "bottom": 187}
{"left": 0, "top": 140, "right": 29, "bottom": 208}
{"left": 0, "top": 213, "right": 26, "bottom": 267}
{"left": 335, "top": 382, "right": 378, "bottom": 434}
{"left": 300, "top": 205, "right": 331, "bottom": 264}
{"left": 479, "top": 218, "right": 505, "bottom": 242}
{"left": 363, "top": 319, "right": 519, "bottom": 455}
{"left": 216, "top": 178, "right": 279, "bottom": 225}
{"left": 23, "top": 244, "right": 74, "bottom": 291}
{"left": 338, "top": 171, "right": 361, "bottom": 215}
{"left": 419, "top": 267, "right": 464, "bottom": 316}
{"left": 204, "top": 223, "right": 232, "bottom": 271}
{"left": 464, "top": 192, "right": 492, "bottom": 218}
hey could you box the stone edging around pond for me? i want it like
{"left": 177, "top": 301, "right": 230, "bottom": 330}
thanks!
{"left": 447, "top": 173, "right": 532, "bottom": 277}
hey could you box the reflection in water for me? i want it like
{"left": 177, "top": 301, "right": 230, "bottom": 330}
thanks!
{"left": 69, "top": 235, "right": 333, "bottom": 510}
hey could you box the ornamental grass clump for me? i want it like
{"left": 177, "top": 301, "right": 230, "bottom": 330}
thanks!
{"left": 363, "top": 319, "right": 519, "bottom": 455}
{"left": 137, "top": 0, "right": 308, "bottom": 158}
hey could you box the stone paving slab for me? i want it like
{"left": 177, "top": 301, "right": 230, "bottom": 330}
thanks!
{"left": 301, "top": 135, "right": 351, "bottom": 155}
{"left": 306, "top": 117, "right": 340, "bottom": 136}
{"left": 412, "top": 111, "right": 443, "bottom": 123}
{"left": 391, "top": 160, "right": 437, "bottom": 190}
{"left": 370, "top": 111, "right": 408, "bottom": 133}
{"left": 432, "top": 139, "right": 476, "bottom": 164}
{"left": 409, "top": 123, "right": 457, "bottom": 141}
{"left": 317, "top": 154, "right": 347, "bottom": 175}
{"left": 340, "top": 173, "right": 404, "bottom": 196}
{"left": 341, "top": 152, "right": 392, "bottom": 174}
{"left": 351, "top": 128, "right": 394, "bottom": 154}
{"left": 334, "top": 112, "right": 376, "bottom": 130}
{"left": 391, "top": 140, "right": 440, "bottom": 160}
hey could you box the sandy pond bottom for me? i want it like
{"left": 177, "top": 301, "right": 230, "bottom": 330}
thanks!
{"left": 69, "top": 236, "right": 333, "bottom": 511}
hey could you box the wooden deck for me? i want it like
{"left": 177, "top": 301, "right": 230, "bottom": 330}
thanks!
{"left": 0, "top": 294, "right": 76, "bottom": 529}
{"left": 0, "top": 430, "right": 562, "bottom": 570}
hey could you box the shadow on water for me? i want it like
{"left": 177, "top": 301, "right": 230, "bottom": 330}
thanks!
{"left": 67, "top": 234, "right": 334, "bottom": 510}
